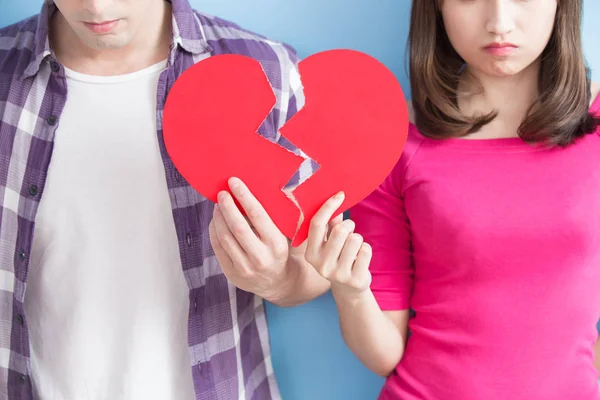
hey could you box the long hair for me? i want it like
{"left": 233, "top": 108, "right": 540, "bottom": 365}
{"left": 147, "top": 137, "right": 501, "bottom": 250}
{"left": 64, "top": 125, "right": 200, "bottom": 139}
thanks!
{"left": 409, "top": 0, "right": 599, "bottom": 146}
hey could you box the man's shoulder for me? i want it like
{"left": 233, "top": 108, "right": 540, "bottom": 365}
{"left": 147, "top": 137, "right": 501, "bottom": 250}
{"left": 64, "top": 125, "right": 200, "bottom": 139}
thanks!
{"left": 193, "top": 10, "right": 299, "bottom": 65}
{"left": 0, "top": 14, "right": 40, "bottom": 74}
{"left": 0, "top": 14, "right": 38, "bottom": 41}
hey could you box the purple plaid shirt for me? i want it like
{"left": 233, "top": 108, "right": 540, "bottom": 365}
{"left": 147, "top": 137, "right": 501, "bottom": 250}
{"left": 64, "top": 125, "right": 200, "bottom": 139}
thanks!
{"left": 0, "top": 0, "right": 313, "bottom": 399}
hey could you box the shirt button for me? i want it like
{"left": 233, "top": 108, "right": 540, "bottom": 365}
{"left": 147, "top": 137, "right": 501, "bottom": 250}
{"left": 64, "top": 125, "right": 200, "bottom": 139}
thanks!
{"left": 18, "top": 250, "right": 26, "bottom": 261}
{"left": 47, "top": 116, "right": 57, "bottom": 126}
{"left": 18, "top": 374, "right": 26, "bottom": 383}
{"left": 50, "top": 61, "right": 60, "bottom": 73}
{"left": 16, "top": 314, "right": 24, "bottom": 325}
{"left": 28, "top": 185, "right": 38, "bottom": 196}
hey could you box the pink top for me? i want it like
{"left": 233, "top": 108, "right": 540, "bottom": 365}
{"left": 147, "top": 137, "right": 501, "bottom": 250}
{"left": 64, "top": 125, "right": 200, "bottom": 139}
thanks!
{"left": 351, "top": 96, "right": 600, "bottom": 400}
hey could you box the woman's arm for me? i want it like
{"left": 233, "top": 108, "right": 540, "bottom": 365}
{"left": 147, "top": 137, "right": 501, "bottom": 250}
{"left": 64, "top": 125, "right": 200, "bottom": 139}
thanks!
{"left": 334, "top": 287, "right": 410, "bottom": 377}
{"left": 305, "top": 138, "right": 415, "bottom": 377}
{"left": 302, "top": 195, "right": 412, "bottom": 377}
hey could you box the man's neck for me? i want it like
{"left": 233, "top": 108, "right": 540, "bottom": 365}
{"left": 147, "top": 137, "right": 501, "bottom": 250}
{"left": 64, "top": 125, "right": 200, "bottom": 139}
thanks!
{"left": 50, "top": 2, "right": 172, "bottom": 76}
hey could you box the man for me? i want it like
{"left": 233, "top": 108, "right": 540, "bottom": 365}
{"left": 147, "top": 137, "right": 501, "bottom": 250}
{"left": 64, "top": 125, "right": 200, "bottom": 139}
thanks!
{"left": 0, "top": 0, "right": 350, "bottom": 398}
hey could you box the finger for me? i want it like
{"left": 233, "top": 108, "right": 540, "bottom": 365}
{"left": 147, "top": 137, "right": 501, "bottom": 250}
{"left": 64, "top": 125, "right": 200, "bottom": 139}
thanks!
{"left": 244, "top": 216, "right": 259, "bottom": 236}
{"left": 217, "top": 190, "right": 265, "bottom": 254}
{"left": 338, "top": 233, "right": 364, "bottom": 274}
{"left": 328, "top": 213, "right": 344, "bottom": 228}
{"left": 306, "top": 192, "right": 346, "bottom": 258}
{"left": 319, "top": 219, "right": 355, "bottom": 276}
{"left": 228, "top": 177, "right": 282, "bottom": 242}
{"left": 209, "top": 220, "right": 234, "bottom": 269}
{"left": 351, "top": 243, "right": 373, "bottom": 290}
{"left": 326, "top": 213, "right": 345, "bottom": 240}
{"left": 212, "top": 205, "right": 252, "bottom": 272}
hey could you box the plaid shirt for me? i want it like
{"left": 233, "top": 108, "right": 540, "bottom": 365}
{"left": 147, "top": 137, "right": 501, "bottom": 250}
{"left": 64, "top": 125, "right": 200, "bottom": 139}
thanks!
{"left": 0, "top": 0, "right": 313, "bottom": 399}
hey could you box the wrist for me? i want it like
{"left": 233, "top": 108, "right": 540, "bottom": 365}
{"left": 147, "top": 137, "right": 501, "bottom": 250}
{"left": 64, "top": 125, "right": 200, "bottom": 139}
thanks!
{"left": 263, "top": 252, "right": 303, "bottom": 306}
{"left": 331, "top": 285, "right": 372, "bottom": 306}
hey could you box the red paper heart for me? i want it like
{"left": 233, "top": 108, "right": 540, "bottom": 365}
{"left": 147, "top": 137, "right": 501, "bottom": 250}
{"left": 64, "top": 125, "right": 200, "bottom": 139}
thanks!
{"left": 163, "top": 50, "right": 408, "bottom": 246}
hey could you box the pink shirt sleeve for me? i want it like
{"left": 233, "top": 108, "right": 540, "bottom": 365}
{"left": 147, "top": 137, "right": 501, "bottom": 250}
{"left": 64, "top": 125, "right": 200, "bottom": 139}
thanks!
{"left": 350, "top": 128, "right": 423, "bottom": 311}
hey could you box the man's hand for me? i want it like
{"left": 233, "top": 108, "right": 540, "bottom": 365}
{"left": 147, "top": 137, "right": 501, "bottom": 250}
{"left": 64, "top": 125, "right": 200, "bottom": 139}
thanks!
{"left": 208, "top": 177, "right": 339, "bottom": 305}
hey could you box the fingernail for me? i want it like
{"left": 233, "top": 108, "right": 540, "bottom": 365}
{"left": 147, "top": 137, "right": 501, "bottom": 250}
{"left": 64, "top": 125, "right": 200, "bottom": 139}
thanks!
{"left": 229, "top": 177, "right": 240, "bottom": 189}
{"left": 218, "top": 191, "right": 227, "bottom": 202}
{"left": 334, "top": 191, "right": 345, "bottom": 201}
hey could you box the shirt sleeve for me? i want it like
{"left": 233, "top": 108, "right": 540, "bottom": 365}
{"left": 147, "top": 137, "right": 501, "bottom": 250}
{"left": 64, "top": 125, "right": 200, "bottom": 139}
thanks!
{"left": 350, "top": 156, "right": 414, "bottom": 311}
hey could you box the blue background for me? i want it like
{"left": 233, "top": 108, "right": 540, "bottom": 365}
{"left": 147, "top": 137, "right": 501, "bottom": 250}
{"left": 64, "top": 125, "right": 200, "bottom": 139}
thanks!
{"left": 1, "top": 1, "right": 599, "bottom": 399}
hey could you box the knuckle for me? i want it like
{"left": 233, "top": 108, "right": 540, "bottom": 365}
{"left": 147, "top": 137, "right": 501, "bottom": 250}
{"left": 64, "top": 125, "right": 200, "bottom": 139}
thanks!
{"left": 350, "top": 233, "right": 363, "bottom": 245}
{"left": 334, "top": 270, "right": 350, "bottom": 284}
{"left": 351, "top": 277, "right": 367, "bottom": 290}
{"left": 331, "top": 224, "right": 349, "bottom": 238}
{"left": 346, "top": 219, "right": 356, "bottom": 231}
{"left": 272, "top": 242, "right": 288, "bottom": 259}
{"left": 255, "top": 254, "right": 272, "bottom": 269}
{"left": 310, "top": 217, "right": 324, "bottom": 230}
{"left": 354, "top": 271, "right": 372, "bottom": 290}
{"left": 240, "top": 264, "right": 255, "bottom": 279}
{"left": 220, "top": 232, "right": 234, "bottom": 244}
{"left": 231, "top": 223, "right": 246, "bottom": 236}
{"left": 247, "top": 206, "right": 263, "bottom": 220}
{"left": 319, "top": 263, "right": 333, "bottom": 279}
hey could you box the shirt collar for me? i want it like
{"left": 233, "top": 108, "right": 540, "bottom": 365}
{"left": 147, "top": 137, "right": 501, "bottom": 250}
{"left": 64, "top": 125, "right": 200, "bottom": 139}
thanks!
{"left": 22, "top": 0, "right": 212, "bottom": 80}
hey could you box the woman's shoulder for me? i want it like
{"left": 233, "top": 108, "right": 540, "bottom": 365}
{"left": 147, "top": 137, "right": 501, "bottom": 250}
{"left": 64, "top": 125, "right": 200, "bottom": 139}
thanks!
{"left": 403, "top": 100, "right": 427, "bottom": 156}
{"left": 407, "top": 100, "right": 415, "bottom": 124}
{"left": 371, "top": 101, "right": 427, "bottom": 195}
{"left": 389, "top": 101, "right": 427, "bottom": 183}
{"left": 405, "top": 100, "right": 430, "bottom": 147}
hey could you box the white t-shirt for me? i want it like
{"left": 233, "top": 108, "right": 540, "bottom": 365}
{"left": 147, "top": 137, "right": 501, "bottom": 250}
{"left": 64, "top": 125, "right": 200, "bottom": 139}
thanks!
{"left": 23, "top": 60, "right": 196, "bottom": 400}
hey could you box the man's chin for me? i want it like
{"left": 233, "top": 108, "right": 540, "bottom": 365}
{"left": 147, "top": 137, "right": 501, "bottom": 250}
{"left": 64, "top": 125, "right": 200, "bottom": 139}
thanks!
{"left": 80, "top": 34, "right": 131, "bottom": 51}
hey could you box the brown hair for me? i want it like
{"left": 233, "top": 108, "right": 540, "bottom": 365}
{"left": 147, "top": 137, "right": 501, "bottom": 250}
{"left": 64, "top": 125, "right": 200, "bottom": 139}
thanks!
{"left": 409, "top": 0, "right": 599, "bottom": 146}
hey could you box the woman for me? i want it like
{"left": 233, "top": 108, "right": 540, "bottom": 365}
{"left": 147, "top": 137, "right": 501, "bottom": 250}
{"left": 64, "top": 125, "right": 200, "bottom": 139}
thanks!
{"left": 305, "top": 0, "right": 600, "bottom": 399}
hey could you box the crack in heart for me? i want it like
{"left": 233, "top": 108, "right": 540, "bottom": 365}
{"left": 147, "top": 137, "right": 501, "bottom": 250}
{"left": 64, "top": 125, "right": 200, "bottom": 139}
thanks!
{"left": 282, "top": 159, "right": 322, "bottom": 242}
{"left": 248, "top": 112, "right": 324, "bottom": 245}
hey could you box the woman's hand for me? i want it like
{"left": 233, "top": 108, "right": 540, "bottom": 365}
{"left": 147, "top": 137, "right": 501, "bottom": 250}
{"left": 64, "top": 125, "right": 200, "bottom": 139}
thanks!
{"left": 304, "top": 192, "right": 373, "bottom": 300}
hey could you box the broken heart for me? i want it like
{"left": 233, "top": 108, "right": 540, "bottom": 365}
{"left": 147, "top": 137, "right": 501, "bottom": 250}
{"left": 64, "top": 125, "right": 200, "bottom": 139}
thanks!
{"left": 163, "top": 50, "right": 408, "bottom": 246}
